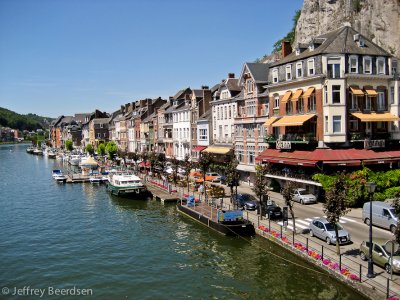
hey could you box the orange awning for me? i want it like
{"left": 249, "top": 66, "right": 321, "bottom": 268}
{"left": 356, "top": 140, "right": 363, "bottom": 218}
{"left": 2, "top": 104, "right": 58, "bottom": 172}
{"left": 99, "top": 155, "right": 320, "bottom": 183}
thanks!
{"left": 291, "top": 89, "right": 303, "bottom": 102}
{"left": 272, "top": 114, "right": 316, "bottom": 127}
{"left": 281, "top": 91, "right": 292, "bottom": 104}
{"left": 351, "top": 113, "right": 400, "bottom": 122}
{"left": 264, "top": 117, "right": 279, "bottom": 127}
{"left": 350, "top": 87, "right": 364, "bottom": 96}
{"left": 302, "top": 87, "right": 315, "bottom": 98}
{"left": 365, "top": 89, "right": 378, "bottom": 96}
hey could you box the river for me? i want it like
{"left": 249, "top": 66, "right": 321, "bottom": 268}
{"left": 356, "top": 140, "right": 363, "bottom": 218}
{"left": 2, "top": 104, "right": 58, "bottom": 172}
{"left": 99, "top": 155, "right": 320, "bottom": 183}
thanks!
{"left": 0, "top": 144, "right": 366, "bottom": 299}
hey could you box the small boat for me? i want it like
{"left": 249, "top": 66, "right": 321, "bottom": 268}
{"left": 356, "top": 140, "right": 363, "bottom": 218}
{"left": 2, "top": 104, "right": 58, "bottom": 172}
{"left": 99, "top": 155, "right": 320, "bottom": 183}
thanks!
{"left": 33, "top": 148, "right": 43, "bottom": 155}
{"left": 52, "top": 169, "right": 67, "bottom": 183}
{"left": 69, "top": 154, "right": 81, "bottom": 166}
{"left": 26, "top": 146, "right": 35, "bottom": 154}
{"left": 106, "top": 172, "right": 148, "bottom": 198}
{"left": 47, "top": 150, "right": 57, "bottom": 159}
{"left": 89, "top": 171, "right": 102, "bottom": 184}
{"left": 177, "top": 198, "right": 255, "bottom": 237}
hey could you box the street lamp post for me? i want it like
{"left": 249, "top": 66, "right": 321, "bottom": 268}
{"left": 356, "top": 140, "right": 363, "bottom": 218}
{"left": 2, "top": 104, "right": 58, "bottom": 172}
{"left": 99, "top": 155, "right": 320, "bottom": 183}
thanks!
{"left": 366, "top": 181, "right": 376, "bottom": 278}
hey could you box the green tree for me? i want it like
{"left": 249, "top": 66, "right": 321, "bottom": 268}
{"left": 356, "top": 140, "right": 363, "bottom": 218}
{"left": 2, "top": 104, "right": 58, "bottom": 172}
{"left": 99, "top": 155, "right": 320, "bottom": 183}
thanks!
{"left": 65, "top": 140, "right": 73, "bottom": 152}
{"left": 322, "top": 172, "right": 351, "bottom": 255}
{"left": 170, "top": 156, "right": 179, "bottom": 185}
{"left": 97, "top": 143, "right": 106, "bottom": 157}
{"left": 148, "top": 151, "right": 157, "bottom": 174}
{"left": 225, "top": 157, "right": 239, "bottom": 205}
{"left": 281, "top": 181, "right": 300, "bottom": 232}
{"left": 252, "top": 163, "right": 271, "bottom": 214}
{"left": 85, "top": 144, "right": 94, "bottom": 155}
{"left": 105, "top": 141, "right": 118, "bottom": 160}
{"left": 127, "top": 152, "right": 140, "bottom": 173}
{"left": 182, "top": 154, "right": 194, "bottom": 193}
{"left": 392, "top": 192, "right": 400, "bottom": 244}
{"left": 272, "top": 9, "right": 301, "bottom": 53}
{"left": 141, "top": 151, "right": 148, "bottom": 173}
{"left": 197, "top": 152, "right": 213, "bottom": 201}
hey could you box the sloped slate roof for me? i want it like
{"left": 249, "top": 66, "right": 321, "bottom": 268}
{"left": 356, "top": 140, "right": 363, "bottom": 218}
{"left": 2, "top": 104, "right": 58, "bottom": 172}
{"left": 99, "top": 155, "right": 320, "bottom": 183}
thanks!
{"left": 273, "top": 26, "right": 391, "bottom": 67}
{"left": 246, "top": 63, "right": 270, "bottom": 83}
{"left": 225, "top": 78, "right": 241, "bottom": 91}
{"left": 192, "top": 89, "right": 204, "bottom": 98}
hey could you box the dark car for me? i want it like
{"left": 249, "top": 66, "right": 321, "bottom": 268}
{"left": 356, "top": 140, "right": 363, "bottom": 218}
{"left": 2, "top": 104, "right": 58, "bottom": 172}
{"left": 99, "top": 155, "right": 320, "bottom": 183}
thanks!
{"left": 233, "top": 193, "right": 258, "bottom": 211}
{"left": 261, "top": 200, "right": 283, "bottom": 219}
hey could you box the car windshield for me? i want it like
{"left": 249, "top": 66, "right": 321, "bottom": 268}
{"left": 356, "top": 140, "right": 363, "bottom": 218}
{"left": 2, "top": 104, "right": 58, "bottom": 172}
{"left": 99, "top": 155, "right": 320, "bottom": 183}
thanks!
{"left": 324, "top": 222, "right": 343, "bottom": 231}
{"left": 298, "top": 190, "right": 308, "bottom": 195}
{"left": 240, "top": 194, "right": 255, "bottom": 201}
{"left": 390, "top": 208, "right": 396, "bottom": 216}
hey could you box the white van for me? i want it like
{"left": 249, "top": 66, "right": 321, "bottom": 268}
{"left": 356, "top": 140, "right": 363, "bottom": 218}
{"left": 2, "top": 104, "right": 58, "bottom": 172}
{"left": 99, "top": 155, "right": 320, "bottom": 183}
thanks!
{"left": 362, "top": 201, "right": 398, "bottom": 233}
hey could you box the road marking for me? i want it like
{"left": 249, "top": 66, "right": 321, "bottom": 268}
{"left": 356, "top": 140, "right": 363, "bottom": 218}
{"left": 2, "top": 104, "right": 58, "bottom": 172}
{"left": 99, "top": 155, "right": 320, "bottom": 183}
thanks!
{"left": 278, "top": 220, "right": 308, "bottom": 230}
{"left": 340, "top": 216, "right": 357, "bottom": 223}
{"left": 305, "top": 218, "right": 314, "bottom": 222}
{"left": 296, "top": 219, "right": 310, "bottom": 226}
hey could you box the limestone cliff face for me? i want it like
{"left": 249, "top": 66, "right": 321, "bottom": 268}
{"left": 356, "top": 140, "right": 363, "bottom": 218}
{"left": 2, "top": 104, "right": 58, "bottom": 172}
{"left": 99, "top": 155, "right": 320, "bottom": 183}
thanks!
{"left": 294, "top": 0, "right": 400, "bottom": 57}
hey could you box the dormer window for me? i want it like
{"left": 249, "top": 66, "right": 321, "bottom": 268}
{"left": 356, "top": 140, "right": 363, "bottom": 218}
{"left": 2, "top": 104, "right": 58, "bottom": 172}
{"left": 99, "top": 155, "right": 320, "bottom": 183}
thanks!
{"left": 392, "top": 59, "right": 398, "bottom": 76}
{"left": 363, "top": 56, "right": 372, "bottom": 74}
{"left": 272, "top": 68, "right": 279, "bottom": 83}
{"left": 296, "top": 62, "right": 303, "bottom": 78}
{"left": 377, "top": 57, "right": 386, "bottom": 75}
{"left": 295, "top": 48, "right": 301, "bottom": 56}
{"left": 307, "top": 58, "right": 315, "bottom": 76}
{"left": 285, "top": 65, "right": 292, "bottom": 80}
{"left": 349, "top": 55, "right": 358, "bottom": 73}
{"left": 309, "top": 44, "right": 315, "bottom": 51}
{"left": 247, "top": 79, "right": 254, "bottom": 93}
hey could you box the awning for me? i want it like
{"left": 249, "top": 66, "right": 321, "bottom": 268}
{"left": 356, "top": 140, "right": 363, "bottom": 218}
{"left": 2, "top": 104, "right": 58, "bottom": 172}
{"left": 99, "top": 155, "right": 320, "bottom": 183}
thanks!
{"left": 262, "top": 158, "right": 317, "bottom": 167}
{"left": 203, "top": 146, "right": 231, "bottom": 154}
{"left": 281, "top": 91, "right": 292, "bottom": 104}
{"left": 236, "top": 164, "right": 256, "bottom": 172}
{"left": 264, "top": 117, "right": 279, "bottom": 127}
{"left": 192, "top": 146, "right": 207, "bottom": 152}
{"left": 272, "top": 114, "right": 316, "bottom": 127}
{"left": 323, "top": 160, "right": 361, "bottom": 166}
{"left": 350, "top": 87, "right": 364, "bottom": 96}
{"left": 291, "top": 89, "right": 303, "bottom": 102}
{"left": 351, "top": 113, "right": 400, "bottom": 122}
{"left": 365, "top": 89, "right": 378, "bottom": 96}
{"left": 303, "top": 87, "right": 315, "bottom": 98}
{"left": 139, "top": 161, "right": 151, "bottom": 167}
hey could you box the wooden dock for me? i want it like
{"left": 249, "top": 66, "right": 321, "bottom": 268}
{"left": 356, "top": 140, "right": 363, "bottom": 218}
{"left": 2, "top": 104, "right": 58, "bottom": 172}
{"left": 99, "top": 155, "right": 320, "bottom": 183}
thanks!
{"left": 146, "top": 184, "right": 181, "bottom": 203}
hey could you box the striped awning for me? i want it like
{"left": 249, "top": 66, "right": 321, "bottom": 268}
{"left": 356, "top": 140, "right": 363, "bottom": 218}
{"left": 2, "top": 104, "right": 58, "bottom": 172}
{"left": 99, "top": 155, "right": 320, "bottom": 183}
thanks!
{"left": 264, "top": 117, "right": 279, "bottom": 127}
{"left": 203, "top": 147, "right": 231, "bottom": 154}
{"left": 350, "top": 87, "right": 364, "bottom": 96}
{"left": 365, "top": 89, "right": 378, "bottom": 96}
{"left": 303, "top": 87, "right": 315, "bottom": 98}
{"left": 351, "top": 113, "right": 400, "bottom": 122}
{"left": 291, "top": 89, "right": 303, "bottom": 102}
{"left": 272, "top": 114, "right": 316, "bottom": 127}
{"left": 281, "top": 91, "right": 292, "bottom": 104}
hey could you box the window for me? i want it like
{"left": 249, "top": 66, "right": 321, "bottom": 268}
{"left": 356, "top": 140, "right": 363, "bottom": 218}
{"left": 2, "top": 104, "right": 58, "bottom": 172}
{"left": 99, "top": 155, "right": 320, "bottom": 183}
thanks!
{"left": 377, "top": 121, "right": 386, "bottom": 130}
{"left": 272, "top": 68, "right": 279, "bottom": 83}
{"left": 285, "top": 65, "right": 292, "bottom": 80}
{"left": 217, "top": 107, "right": 220, "bottom": 120}
{"left": 247, "top": 80, "right": 254, "bottom": 93}
{"left": 100, "top": 123, "right": 104, "bottom": 128}
{"left": 224, "top": 125, "right": 229, "bottom": 139}
{"left": 392, "top": 60, "right": 398, "bottom": 77}
{"left": 366, "top": 97, "right": 372, "bottom": 110}
{"left": 364, "top": 56, "right": 372, "bottom": 74}
{"left": 391, "top": 87, "right": 395, "bottom": 104}
{"left": 286, "top": 101, "right": 293, "bottom": 114}
{"left": 246, "top": 100, "right": 256, "bottom": 116}
{"left": 333, "top": 116, "right": 341, "bottom": 133}
{"left": 229, "top": 106, "right": 232, "bottom": 119}
{"left": 224, "top": 106, "right": 227, "bottom": 119}
{"left": 218, "top": 125, "right": 222, "bottom": 140}
{"left": 298, "top": 98, "right": 304, "bottom": 113}
{"left": 351, "top": 94, "right": 358, "bottom": 110}
{"left": 349, "top": 55, "right": 358, "bottom": 73}
{"left": 296, "top": 62, "right": 303, "bottom": 78}
{"left": 199, "top": 129, "right": 207, "bottom": 140}
{"left": 377, "top": 91, "right": 385, "bottom": 111}
{"left": 274, "top": 95, "right": 280, "bottom": 109}
{"left": 308, "top": 93, "right": 316, "bottom": 111}
{"left": 307, "top": 59, "right": 315, "bottom": 76}
{"left": 349, "top": 120, "right": 358, "bottom": 131}
{"left": 332, "top": 85, "right": 341, "bottom": 104}
{"left": 377, "top": 57, "right": 385, "bottom": 75}
{"left": 327, "top": 58, "right": 341, "bottom": 78}
{"left": 325, "top": 116, "right": 328, "bottom": 133}
{"left": 248, "top": 146, "right": 255, "bottom": 165}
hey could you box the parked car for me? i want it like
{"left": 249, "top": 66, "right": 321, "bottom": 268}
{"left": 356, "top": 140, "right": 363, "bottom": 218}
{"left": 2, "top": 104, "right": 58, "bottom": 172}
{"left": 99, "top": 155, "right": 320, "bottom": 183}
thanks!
{"left": 261, "top": 200, "right": 282, "bottom": 219}
{"left": 360, "top": 238, "right": 400, "bottom": 274}
{"left": 205, "top": 172, "right": 222, "bottom": 182}
{"left": 292, "top": 188, "right": 317, "bottom": 204}
{"left": 233, "top": 193, "right": 259, "bottom": 211}
{"left": 309, "top": 217, "right": 351, "bottom": 245}
{"left": 362, "top": 201, "right": 398, "bottom": 233}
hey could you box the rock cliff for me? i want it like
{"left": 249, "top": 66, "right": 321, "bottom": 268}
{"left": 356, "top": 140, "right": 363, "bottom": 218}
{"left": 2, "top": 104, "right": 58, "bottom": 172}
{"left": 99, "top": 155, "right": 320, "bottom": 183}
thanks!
{"left": 294, "top": 0, "right": 400, "bottom": 57}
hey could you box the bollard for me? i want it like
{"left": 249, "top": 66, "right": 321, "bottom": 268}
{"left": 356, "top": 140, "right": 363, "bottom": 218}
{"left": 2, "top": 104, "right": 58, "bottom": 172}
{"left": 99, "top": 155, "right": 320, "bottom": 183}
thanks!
{"left": 257, "top": 215, "right": 260, "bottom": 228}
{"left": 359, "top": 265, "right": 362, "bottom": 282}
{"left": 268, "top": 217, "right": 271, "bottom": 231}
{"left": 280, "top": 225, "right": 282, "bottom": 239}
{"left": 322, "top": 246, "right": 324, "bottom": 260}
{"left": 339, "top": 254, "right": 342, "bottom": 271}
{"left": 306, "top": 238, "right": 308, "bottom": 252}
{"left": 387, "top": 278, "right": 390, "bottom": 299}
{"left": 292, "top": 231, "right": 295, "bottom": 244}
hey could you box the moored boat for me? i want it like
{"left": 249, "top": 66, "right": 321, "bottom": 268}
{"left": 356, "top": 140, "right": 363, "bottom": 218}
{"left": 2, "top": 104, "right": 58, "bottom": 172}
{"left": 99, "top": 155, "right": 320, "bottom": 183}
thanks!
{"left": 26, "top": 146, "right": 35, "bottom": 154}
{"left": 69, "top": 154, "right": 81, "bottom": 166}
{"left": 52, "top": 169, "right": 68, "bottom": 183}
{"left": 177, "top": 198, "right": 255, "bottom": 237}
{"left": 106, "top": 172, "right": 148, "bottom": 198}
{"left": 33, "top": 148, "right": 43, "bottom": 155}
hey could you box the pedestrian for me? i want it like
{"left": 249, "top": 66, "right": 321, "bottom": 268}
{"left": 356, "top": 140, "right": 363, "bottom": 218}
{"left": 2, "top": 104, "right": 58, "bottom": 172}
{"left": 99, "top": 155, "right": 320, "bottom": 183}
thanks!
{"left": 247, "top": 175, "right": 251, "bottom": 186}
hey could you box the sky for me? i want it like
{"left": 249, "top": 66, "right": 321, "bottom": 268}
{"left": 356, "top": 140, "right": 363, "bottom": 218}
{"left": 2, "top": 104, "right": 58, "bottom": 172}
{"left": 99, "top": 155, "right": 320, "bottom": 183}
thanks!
{"left": 0, "top": 0, "right": 303, "bottom": 118}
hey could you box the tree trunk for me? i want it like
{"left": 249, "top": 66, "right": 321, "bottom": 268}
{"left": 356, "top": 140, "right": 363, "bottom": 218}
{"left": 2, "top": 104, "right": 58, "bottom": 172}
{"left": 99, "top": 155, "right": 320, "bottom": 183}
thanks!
{"left": 289, "top": 205, "right": 295, "bottom": 232}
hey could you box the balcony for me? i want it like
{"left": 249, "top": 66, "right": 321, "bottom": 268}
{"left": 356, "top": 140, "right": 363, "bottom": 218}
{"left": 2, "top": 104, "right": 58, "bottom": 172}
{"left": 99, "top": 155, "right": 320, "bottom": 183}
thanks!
{"left": 265, "top": 133, "right": 316, "bottom": 144}
{"left": 349, "top": 131, "right": 391, "bottom": 141}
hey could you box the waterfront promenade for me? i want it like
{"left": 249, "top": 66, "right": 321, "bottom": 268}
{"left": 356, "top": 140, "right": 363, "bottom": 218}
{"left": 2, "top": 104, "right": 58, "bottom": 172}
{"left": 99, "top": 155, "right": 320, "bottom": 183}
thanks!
{"left": 145, "top": 176, "right": 400, "bottom": 300}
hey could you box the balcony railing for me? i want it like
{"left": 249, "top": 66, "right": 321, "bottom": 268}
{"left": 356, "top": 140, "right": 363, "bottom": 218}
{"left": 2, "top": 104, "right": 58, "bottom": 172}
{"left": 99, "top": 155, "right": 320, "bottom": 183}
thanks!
{"left": 265, "top": 133, "right": 316, "bottom": 143}
{"left": 349, "top": 132, "right": 391, "bottom": 141}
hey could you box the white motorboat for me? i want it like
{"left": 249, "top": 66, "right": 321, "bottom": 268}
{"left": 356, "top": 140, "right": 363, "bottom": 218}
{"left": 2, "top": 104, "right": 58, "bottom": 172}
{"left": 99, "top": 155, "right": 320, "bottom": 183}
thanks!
{"left": 106, "top": 172, "right": 148, "bottom": 198}
{"left": 69, "top": 154, "right": 81, "bottom": 166}
{"left": 52, "top": 169, "right": 67, "bottom": 183}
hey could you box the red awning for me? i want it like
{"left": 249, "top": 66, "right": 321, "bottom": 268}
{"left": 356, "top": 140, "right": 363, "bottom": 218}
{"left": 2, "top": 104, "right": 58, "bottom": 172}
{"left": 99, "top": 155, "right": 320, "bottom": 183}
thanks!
{"left": 256, "top": 148, "right": 400, "bottom": 167}
{"left": 139, "top": 161, "right": 151, "bottom": 167}
{"left": 192, "top": 146, "right": 207, "bottom": 152}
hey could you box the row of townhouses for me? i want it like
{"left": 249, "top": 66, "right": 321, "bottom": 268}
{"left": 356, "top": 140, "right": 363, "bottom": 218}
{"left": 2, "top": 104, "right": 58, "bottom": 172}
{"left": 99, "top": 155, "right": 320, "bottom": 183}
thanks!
{"left": 50, "top": 26, "right": 400, "bottom": 189}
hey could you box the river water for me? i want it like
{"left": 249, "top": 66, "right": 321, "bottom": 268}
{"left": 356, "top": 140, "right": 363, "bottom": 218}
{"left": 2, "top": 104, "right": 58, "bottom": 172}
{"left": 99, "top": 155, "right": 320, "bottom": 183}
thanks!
{"left": 0, "top": 144, "right": 366, "bottom": 300}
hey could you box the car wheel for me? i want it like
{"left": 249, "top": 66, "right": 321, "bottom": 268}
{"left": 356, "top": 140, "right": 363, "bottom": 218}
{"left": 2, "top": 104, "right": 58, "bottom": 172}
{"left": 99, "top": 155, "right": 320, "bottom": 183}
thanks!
{"left": 390, "top": 225, "right": 397, "bottom": 234}
{"left": 360, "top": 251, "right": 367, "bottom": 261}
{"left": 385, "top": 264, "right": 392, "bottom": 274}
{"left": 300, "top": 199, "right": 304, "bottom": 205}
{"left": 364, "top": 218, "right": 370, "bottom": 225}
{"left": 326, "top": 237, "right": 331, "bottom": 245}
{"left": 309, "top": 230, "right": 314, "bottom": 237}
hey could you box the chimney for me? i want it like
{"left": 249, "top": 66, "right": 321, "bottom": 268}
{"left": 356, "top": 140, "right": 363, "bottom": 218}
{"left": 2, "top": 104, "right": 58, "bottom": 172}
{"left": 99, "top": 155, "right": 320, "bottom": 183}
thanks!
{"left": 228, "top": 73, "right": 235, "bottom": 79}
{"left": 282, "top": 41, "right": 292, "bottom": 58}
{"left": 201, "top": 85, "right": 209, "bottom": 90}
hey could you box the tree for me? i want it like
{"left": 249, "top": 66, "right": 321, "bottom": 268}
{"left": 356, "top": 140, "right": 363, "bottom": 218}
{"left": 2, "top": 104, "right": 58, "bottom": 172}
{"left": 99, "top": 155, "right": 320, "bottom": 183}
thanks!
{"left": 182, "top": 154, "right": 193, "bottom": 193}
{"left": 197, "top": 152, "right": 213, "bottom": 201}
{"left": 65, "top": 140, "right": 73, "bottom": 152}
{"left": 97, "top": 143, "right": 106, "bottom": 158}
{"left": 252, "top": 163, "right": 271, "bottom": 214}
{"left": 281, "top": 181, "right": 300, "bottom": 232}
{"left": 85, "top": 144, "right": 94, "bottom": 155}
{"left": 148, "top": 151, "right": 157, "bottom": 173}
{"left": 127, "top": 152, "right": 140, "bottom": 173}
{"left": 105, "top": 141, "right": 118, "bottom": 160}
{"left": 225, "top": 156, "right": 239, "bottom": 206}
{"left": 117, "top": 149, "right": 127, "bottom": 165}
{"left": 141, "top": 151, "right": 148, "bottom": 174}
{"left": 393, "top": 192, "right": 400, "bottom": 244}
{"left": 323, "top": 172, "right": 351, "bottom": 255}
{"left": 170, "top": 156, "right": 179, "bottom": 185}
{"left": 272, "top": 9, "right": 301, "bottom": 53}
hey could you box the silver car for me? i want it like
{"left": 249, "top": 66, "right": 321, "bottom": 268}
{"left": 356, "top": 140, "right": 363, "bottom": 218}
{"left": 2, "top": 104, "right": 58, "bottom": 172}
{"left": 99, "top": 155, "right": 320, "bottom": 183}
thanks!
{"left": 309, "top": 218, "right": 351, "bottom": 245}
{"left": 292, "top": 188, "right": 317, "bottom": 204}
